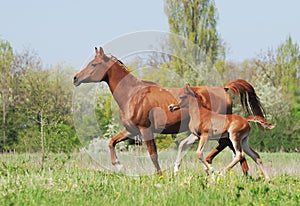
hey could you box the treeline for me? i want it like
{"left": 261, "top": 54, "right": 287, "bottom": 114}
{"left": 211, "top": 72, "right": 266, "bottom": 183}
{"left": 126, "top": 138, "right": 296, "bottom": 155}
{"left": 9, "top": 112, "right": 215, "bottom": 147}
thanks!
{"left": 0, "top": 36, "right": 299, "bottom": 154}
{"left": 1, "top": 0, "right": 300, "bottom": 153}
{"left": 0, "top": 40, "right": 80, "bottom": 153}
{"left": 217, "top": 36, "right": 300, "bottom": 152}
{"left": 0, "top": 40, "right": 121, "bottom": 154}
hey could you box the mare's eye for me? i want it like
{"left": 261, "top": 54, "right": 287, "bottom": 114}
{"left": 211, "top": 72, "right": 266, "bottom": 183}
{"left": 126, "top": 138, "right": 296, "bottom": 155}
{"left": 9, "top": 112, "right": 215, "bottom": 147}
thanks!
{"left": 179, "top": 96, "right": 187, "bottom": 100}
{"left": 91, "top": 62, "right": 101, "bottom": 67}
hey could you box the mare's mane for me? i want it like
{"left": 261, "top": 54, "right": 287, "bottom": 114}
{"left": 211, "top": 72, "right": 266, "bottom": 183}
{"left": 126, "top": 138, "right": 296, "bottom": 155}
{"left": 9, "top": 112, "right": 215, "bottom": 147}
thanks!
{"left": 109, "top": 55, "right": 158, "bottom": 86}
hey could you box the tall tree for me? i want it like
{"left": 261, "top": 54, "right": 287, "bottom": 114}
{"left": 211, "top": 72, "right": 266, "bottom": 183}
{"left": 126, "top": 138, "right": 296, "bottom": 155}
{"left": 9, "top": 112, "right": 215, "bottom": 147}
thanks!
{"left": 164, "top": 0, "right": 221, "bottom": 79}
{"left": 253, "top": 36, "right": 300, "bottom": 115}
{"left": 0, "top": 39, "right": 14, "bottom": 151}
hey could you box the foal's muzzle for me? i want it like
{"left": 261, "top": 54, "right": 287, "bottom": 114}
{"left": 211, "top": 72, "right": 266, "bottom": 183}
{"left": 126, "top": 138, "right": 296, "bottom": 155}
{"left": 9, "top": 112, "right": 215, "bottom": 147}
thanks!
{"left": 168, "top": 104, "right": 180, "bottom": 112}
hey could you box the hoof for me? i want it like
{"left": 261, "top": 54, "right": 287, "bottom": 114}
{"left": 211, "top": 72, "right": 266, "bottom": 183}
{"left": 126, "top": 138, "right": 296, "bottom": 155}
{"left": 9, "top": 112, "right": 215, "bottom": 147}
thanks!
{"left": 264, "top": 176, "right": 271, "bottom": 183}
{"left": 174, "top": 165, "right": 180, "bottom": 175}
{"left": 114, "top": 163, "right": 124, "bottom": 172}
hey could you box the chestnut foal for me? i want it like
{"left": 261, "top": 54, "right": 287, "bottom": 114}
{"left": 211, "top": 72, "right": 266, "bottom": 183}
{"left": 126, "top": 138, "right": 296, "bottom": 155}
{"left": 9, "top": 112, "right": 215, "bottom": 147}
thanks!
{"left": 169, "top": 84, "right": 274, "bottom": 181}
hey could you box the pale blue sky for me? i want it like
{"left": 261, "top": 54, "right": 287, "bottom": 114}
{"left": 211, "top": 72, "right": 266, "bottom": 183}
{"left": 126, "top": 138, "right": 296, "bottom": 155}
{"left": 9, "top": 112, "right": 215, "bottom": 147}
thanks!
{"left": 1, "top": 0, "right": 300, "bottom": 68}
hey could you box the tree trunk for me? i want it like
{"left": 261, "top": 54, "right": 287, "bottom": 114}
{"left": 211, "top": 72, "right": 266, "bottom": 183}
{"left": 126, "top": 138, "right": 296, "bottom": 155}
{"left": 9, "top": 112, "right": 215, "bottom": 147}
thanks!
{"left": 1, "top": 92, "right": 6, "bottom": 152}
{"left": 40, "top": 109, "right": 45, "bottom": 170}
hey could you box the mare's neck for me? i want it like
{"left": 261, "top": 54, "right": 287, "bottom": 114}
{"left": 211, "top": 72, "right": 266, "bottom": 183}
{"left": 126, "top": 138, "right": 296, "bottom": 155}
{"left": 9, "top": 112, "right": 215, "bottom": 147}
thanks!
{"left": 104, "top": 61, "right": 141, "bottom": 108}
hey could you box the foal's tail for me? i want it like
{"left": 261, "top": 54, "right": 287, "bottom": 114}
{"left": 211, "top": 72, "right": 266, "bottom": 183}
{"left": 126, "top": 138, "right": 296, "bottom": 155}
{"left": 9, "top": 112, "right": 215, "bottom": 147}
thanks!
{"left": 246, "top": 116, "right": 275, "bottom": 130}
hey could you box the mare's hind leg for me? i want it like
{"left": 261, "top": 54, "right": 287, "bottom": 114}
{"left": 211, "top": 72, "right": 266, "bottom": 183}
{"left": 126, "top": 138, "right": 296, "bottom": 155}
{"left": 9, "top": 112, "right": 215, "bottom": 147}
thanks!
{"left": 242, "top": 136, "right": 270, "bottom": 182}
{"left": 140, "top": 128, "right": 162, "bottom": 176}
{"left": 109, "top": 129, "right": 132, "bottom": 169}
{"left": 205, "top": 138, "right": 228, "bottom": 164}
{"left": 174, "top": 134, "right": 198, "bottom": 174}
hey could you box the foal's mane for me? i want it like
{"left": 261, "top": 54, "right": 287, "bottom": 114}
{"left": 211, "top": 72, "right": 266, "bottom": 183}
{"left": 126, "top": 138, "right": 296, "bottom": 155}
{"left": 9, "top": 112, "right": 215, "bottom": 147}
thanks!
{"left": 188, "top": 87, "right": 203, "bottom": 104}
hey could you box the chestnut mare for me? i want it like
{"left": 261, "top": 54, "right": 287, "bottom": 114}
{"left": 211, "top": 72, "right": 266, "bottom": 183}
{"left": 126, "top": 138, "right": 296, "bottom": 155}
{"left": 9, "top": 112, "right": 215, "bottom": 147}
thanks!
{"left": 168, "top": 84, "right": 274, "bottom": 181}
{"left": 73, "top": 47, "right": 265, "bottom": 176}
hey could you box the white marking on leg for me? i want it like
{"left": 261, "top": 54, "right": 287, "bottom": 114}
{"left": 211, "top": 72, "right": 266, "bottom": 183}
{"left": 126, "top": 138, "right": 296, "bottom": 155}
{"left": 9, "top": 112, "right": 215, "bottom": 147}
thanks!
{"left": 223, "top": 133, "right": 243, "bottom": 174}
{"left": 174, "top": 134, "right": 198, "bottom": 174}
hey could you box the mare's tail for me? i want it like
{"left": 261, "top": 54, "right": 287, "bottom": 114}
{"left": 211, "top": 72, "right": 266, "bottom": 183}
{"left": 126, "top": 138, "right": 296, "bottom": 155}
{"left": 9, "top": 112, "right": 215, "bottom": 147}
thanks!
{"left": 224, "top": 79, "right": 265, "bottom": 117}
{"left": 224, "top": 79, "right": 266, "bottom": 130}
{"left": 246, "top": 116, "right": 275, "bottom": 130}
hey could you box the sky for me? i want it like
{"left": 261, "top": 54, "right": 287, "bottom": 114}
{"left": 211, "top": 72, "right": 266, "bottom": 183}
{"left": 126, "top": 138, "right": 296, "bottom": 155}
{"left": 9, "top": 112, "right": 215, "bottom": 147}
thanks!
{"left": 1, "top": 0, "right": 300, "bottom": 68}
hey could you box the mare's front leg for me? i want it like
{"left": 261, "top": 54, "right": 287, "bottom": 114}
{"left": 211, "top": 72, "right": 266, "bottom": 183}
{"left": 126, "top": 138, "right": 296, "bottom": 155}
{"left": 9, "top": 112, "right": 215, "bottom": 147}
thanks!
{"left": 195, "top": 133, "right": 212, "bottom": 175}
{"left": 109, "top": 129, "right": 132, "bottom": 170}
{"left": 140, "top": 128, "right": 162, "bottom": 176}
{"left": 174, "top": 134, "right": 198, "bottom": 174}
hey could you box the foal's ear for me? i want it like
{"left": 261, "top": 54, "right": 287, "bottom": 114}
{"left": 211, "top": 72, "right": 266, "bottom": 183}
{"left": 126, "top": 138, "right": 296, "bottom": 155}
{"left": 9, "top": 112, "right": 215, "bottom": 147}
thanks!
{"left": 184, "top": 83, "right": 193, "bottom": 95}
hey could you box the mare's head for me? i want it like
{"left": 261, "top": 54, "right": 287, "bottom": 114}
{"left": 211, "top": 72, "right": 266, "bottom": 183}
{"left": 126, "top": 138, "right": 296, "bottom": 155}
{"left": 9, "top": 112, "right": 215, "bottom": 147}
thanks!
{"left": 73, "top": 47, "right": 113, "bottom": 86}
{"left": 168, "top": 83, "right": 195, "bottom": 112}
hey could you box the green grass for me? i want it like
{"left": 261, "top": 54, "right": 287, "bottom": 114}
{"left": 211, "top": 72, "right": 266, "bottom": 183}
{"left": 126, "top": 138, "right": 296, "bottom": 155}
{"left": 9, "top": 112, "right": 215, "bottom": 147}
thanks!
{"left": 0, "top": 152, "right": 299, "bottom": 206}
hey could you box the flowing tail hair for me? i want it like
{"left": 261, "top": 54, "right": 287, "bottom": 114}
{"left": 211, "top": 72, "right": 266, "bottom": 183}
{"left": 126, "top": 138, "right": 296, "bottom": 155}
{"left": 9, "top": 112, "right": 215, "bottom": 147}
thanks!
{"left": 246, "top": 116, "right": 275, "bottom": 130}
{"left": 224, "top": 79, "right": 266, "bottom": 129}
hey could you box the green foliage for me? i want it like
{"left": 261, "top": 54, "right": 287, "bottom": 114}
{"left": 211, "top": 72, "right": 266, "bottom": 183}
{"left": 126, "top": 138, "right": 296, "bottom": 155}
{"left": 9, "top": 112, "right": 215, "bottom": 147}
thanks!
{"left": 249, "top": 115, "right": 300, "bottom": 152}
{"left": 164, "top": 0, "right": 222, "bottom": 84}
{"left": 0, "top": 41, "right": 80, "bottom": 154}
{"left": 155, "top": 134, "right": 175, "bottom": 150}
{"left": 0, "top": 38, "right": 14, "bottom": 151}
{"left": 165, "top": 0, "right": 220, "bottom": 64}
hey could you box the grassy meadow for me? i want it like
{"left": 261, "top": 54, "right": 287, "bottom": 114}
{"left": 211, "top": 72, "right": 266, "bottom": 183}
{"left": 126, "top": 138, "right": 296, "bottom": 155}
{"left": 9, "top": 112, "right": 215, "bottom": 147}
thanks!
{"left": 0, "top": 150, "right": 299, "bottom": 206}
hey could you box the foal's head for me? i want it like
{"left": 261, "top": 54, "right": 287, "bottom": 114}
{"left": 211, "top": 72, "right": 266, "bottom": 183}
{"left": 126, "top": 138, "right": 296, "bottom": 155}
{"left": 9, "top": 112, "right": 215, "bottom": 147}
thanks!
{"left": 73, "top": 47, "right": 113, "bottom": 86}
{"left": 168, "top": 83, "right": 196, "bottom": 112}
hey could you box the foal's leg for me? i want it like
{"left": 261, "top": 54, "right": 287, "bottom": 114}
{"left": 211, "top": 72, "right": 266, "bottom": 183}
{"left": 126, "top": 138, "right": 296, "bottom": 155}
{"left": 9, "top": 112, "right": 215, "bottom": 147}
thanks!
{"left": 205, "top": 137, "right": 249, "bottom": 175}
{"left": 174, "top": 134, "right": 198, "bottom": 174}
{"left": 222, "top": 133, "right": 244, "bottom": 174}
{"left": 226, "top": 138, "right": 249, "bottom": 175}
{"left": 109, "top": 129, "right": 132, "bottom": 169}
{"left": 242, "top": 136, "right": 270, "bottom": 182}
{"left": 140, "top": 128, "right": 162, "bottom": 176}
{"left": 195, "top": 133, "right": 212, "bottom": 175}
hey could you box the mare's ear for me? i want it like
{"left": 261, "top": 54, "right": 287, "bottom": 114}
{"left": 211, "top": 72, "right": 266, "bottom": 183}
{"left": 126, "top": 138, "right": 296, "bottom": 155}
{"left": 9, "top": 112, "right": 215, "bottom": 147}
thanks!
{"left": 99, "top": 47, "right": 104, "bottom": 56}
{"left": 95, "top": 47, "right": 98, "bottom": 54}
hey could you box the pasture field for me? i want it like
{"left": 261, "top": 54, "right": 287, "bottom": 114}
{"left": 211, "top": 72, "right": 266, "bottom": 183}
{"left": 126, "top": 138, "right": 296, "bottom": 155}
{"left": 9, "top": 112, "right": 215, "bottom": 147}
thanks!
{"left": 0, "top": 151, "right": 299, "bottom": 206}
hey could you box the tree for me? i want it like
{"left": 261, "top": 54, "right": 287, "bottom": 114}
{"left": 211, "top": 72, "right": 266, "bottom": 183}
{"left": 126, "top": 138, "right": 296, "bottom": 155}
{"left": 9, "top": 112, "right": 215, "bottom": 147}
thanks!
{"left": 164, "top": 0, "right": 221, "bottom": 80}
{"left": 241, "top": 36, "right": 300, "bottom": 152}
{"left": 251, "top": 36, "right": 300, "bottom": 118}
{"left": 0, "top": 39, "right": 14, "bottom": 151}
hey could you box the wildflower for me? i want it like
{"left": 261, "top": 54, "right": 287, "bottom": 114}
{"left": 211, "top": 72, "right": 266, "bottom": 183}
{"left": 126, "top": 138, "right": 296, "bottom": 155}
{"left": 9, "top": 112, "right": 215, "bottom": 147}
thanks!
{"left": 155, "top": 183, "right": 162, "bottom": 188}
{"left": 159, "top": 175, "right": 164, "bottom": 179}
